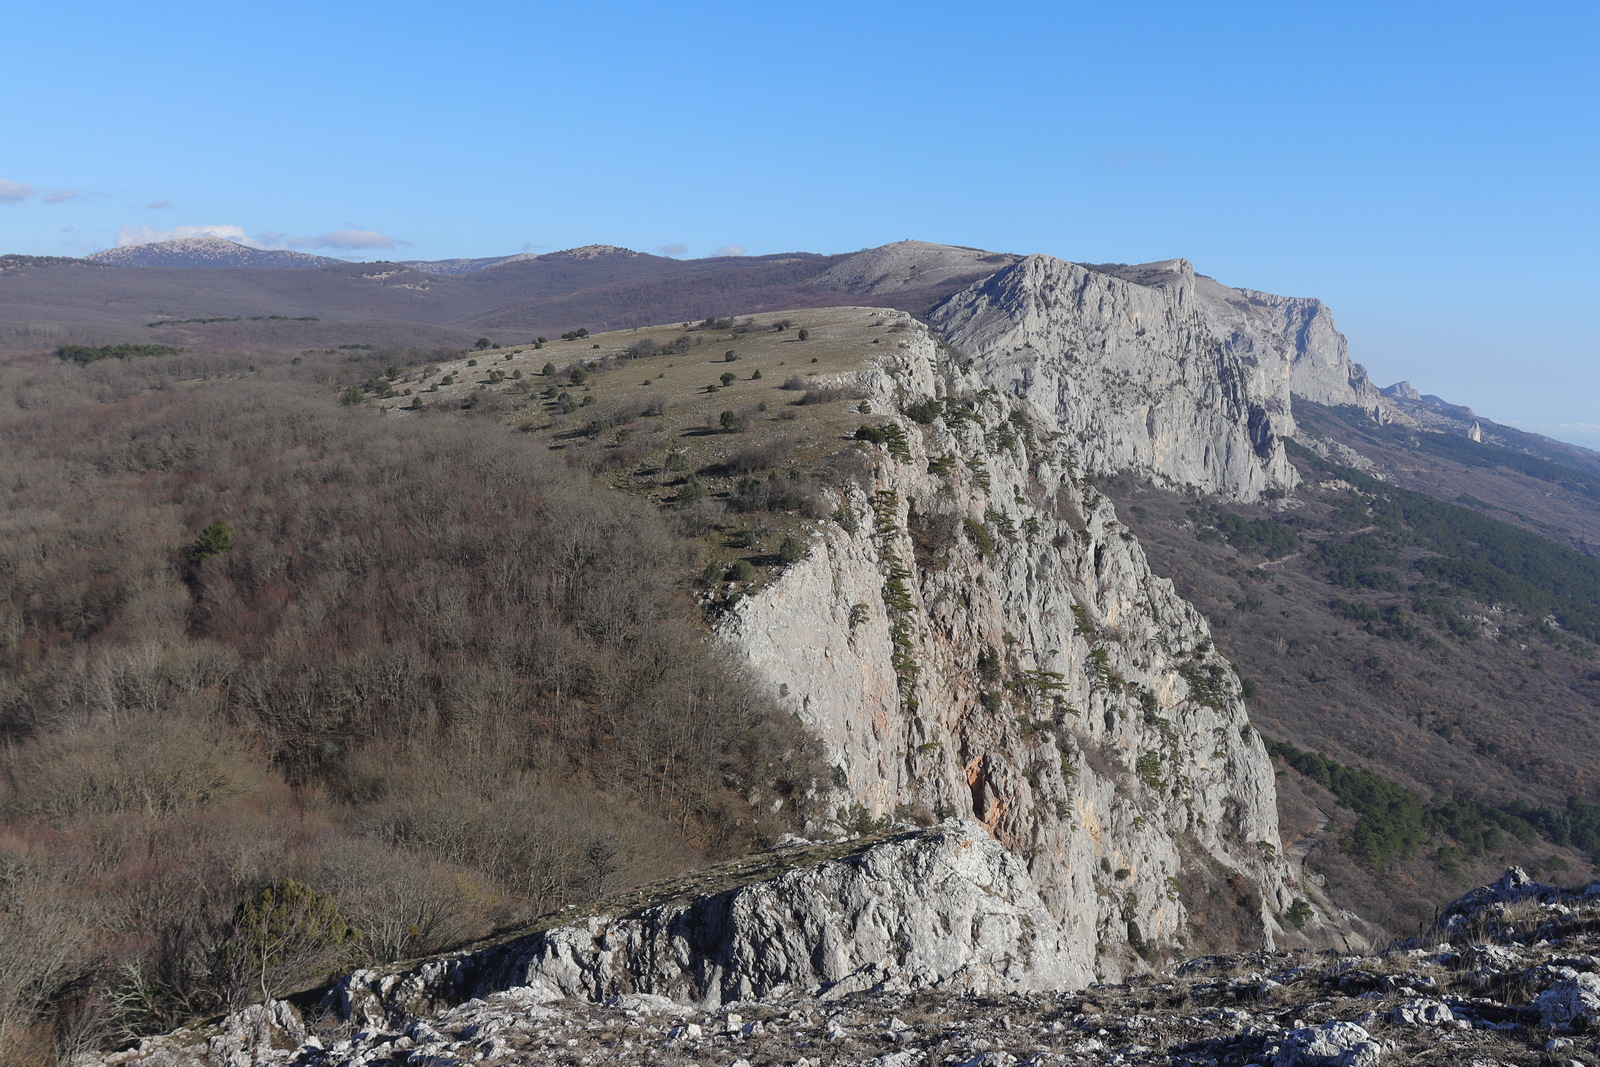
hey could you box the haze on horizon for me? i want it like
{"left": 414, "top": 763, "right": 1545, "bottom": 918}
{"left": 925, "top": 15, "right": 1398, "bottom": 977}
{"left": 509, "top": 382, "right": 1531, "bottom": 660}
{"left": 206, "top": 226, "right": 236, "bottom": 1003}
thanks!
{"left": 2, "top": 0, "right": 1595, "bottom": 448}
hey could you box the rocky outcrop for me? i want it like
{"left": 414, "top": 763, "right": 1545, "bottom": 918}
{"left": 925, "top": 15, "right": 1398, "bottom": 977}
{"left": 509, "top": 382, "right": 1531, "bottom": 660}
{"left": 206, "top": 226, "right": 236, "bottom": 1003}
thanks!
{"left": 324, "top": 820, "right": 1085, "bottom": 1023}
{"left": 722, "top": 313, "right": 1295, "bottom": 981}
{"left": 927, "top": 255, "right": 1382, "bottom": 501}
{"left": 98, "top": 822, "right": 1086, "bottom": 1065}
{"left": 100, "top": 868, "right": 1600, "bottom": 1066}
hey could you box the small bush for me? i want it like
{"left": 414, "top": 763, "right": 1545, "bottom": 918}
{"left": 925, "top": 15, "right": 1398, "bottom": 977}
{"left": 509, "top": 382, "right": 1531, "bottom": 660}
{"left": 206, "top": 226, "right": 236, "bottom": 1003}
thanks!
{"left": 800, "top": 386, "right": 854, "bottom": 405}
{"left": 188, "top": 520, "right": 235, "bottom": 562}
{"left": 726, "top": 559, "right": 757, "bottom": 582}
{"left": 964, "top": 518, "right": 996, "bottom": 559}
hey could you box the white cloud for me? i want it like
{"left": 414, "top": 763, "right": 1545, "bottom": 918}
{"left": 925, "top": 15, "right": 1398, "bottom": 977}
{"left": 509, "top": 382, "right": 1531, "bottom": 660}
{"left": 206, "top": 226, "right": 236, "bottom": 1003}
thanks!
{"left": 712, "top": 244, "right": 746, "bottom": 257}
{"left": 115, "top": 223, "right": 255, "bottom": 247}
{"left": 41, "top": 189, "right": 88, "bottom": 204}
{"left": 0, "top": 180, "right": 36, "bottom": 204}
{"left": 284, "top": 229, "right": 405, "bottom": 250}
{"left": 657, "top": 242, "right": 688, "bottom": 256}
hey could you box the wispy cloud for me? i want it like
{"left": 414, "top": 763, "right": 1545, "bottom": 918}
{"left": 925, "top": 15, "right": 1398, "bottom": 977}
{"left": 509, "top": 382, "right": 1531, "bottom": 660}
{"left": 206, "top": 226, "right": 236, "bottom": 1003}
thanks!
{"left": 657, "top": 242, "right": 688, "bottom": 256}
{"left": 146, "top": 200, "right": 173, "bottom": 210}
{"left": 115, "top": 223, "right": 254, "bottom": 247}
{"left": 711, "top": 244, "right": 745, "bottom": 257}
{"left": 0, "top": 180, "right": 36, "bottom": 204}
{"left": 283, "top": 229, "right": 406, "bottom": 250}
{"left": 1, "top": 181, "right": 101, "bottom": 205}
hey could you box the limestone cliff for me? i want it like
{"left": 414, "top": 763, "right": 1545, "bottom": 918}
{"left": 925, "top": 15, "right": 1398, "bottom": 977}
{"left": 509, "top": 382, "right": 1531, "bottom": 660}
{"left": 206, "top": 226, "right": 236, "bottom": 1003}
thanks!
{"left": 722, "top": 313, "right": 1295, "bottom": 980}
{"left": 927, "top": 254, "right": 1379, "bottom": 500}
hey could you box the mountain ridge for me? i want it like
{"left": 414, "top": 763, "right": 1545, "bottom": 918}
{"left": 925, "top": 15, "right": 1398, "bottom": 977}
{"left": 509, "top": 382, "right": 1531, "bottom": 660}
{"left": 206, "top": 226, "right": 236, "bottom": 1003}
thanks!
{"left": 86, "top": 236, "right": 343, "bottom": 270}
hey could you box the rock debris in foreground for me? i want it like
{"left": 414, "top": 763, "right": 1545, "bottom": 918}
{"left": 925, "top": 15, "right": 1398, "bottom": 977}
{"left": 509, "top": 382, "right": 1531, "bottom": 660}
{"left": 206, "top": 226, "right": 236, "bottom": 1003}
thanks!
{"left": 101, "top": 866, "right": 1600, "bottom": 1066}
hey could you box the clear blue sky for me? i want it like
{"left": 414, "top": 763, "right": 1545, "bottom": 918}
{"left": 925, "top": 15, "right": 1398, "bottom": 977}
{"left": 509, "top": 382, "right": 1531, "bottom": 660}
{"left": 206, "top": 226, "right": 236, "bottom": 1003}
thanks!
{"left": 3, "top": 1, "right": 1596, "bottom": 446}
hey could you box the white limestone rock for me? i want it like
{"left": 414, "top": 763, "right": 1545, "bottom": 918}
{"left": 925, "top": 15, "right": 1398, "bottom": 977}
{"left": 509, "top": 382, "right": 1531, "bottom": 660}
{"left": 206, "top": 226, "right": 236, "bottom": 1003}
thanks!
{"left": 722, "top": 317, "right": 1293, "bottom": 980}
{"left": 323, "top": 819, "right": 1085, "bottom": 1035}
{"left": 930, "top": 255, "right": 1294, "bottom": 499}
{"left": 927, "top": 254, "right": 1381, "bottom": 501}
{"left": 1535, "top": 972, "right": 1600, "bottom": 1030}
{"left": 1273, "top": 1020, "right": 1381, "bottom": 1066}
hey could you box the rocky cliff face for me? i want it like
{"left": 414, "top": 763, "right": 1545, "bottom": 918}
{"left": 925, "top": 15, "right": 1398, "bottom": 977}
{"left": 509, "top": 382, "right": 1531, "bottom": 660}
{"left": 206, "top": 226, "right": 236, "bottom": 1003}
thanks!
{"left": 926, "top": 255, "right": 1379, "bottom": 501}
{"left": 722, "top": 314, "right": 1295, "bottom": 980}
{"left": 1190, "top": 275, "right": 1379, "bottom": 412}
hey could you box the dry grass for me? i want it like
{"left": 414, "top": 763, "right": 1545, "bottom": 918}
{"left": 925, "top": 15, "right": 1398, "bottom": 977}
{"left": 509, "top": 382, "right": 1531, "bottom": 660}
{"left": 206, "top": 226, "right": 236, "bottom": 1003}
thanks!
{"left": 371, "top": 306, "right": 913, "bottom": 597}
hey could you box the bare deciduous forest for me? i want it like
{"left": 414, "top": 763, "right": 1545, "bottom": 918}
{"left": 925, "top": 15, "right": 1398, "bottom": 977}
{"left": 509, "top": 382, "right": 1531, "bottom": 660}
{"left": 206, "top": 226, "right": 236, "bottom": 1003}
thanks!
{"left": 0, "top": 348, "right": 821, "bottom": 1062}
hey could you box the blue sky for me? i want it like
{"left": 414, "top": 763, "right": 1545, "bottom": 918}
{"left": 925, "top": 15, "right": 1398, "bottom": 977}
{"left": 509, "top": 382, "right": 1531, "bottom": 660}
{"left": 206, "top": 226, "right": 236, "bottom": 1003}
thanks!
{"left": 2, "top": 1, "right": 1596, "bottom": 446}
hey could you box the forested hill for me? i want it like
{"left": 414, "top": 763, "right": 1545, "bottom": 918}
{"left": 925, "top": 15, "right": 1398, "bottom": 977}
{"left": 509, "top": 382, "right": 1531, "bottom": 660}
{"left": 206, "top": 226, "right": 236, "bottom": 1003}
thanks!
{"left": 0, "top": 346, "right": 821, "bottom": 1056}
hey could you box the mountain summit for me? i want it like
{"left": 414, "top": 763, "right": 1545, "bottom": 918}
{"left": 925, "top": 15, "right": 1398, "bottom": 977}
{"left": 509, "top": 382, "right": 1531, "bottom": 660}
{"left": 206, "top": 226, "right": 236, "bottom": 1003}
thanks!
{"left": 86, "top": 236, "right": 341, "bottom": 270}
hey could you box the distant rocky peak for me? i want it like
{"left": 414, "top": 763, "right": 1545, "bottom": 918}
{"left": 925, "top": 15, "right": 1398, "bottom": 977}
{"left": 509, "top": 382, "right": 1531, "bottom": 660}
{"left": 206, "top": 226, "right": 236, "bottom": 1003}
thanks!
{"left": 1382, "top": 380, "right": 1424, "bottom": 401}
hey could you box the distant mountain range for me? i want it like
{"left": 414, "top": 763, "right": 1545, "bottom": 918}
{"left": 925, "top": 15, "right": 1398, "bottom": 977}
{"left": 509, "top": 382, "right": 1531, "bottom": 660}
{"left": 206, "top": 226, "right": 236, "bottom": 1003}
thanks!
{"left": 81, "top": 237, "right": 651, "bottom": 275}
{"left": 0, "top": 239, "right": 1016, "bottom": 355}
